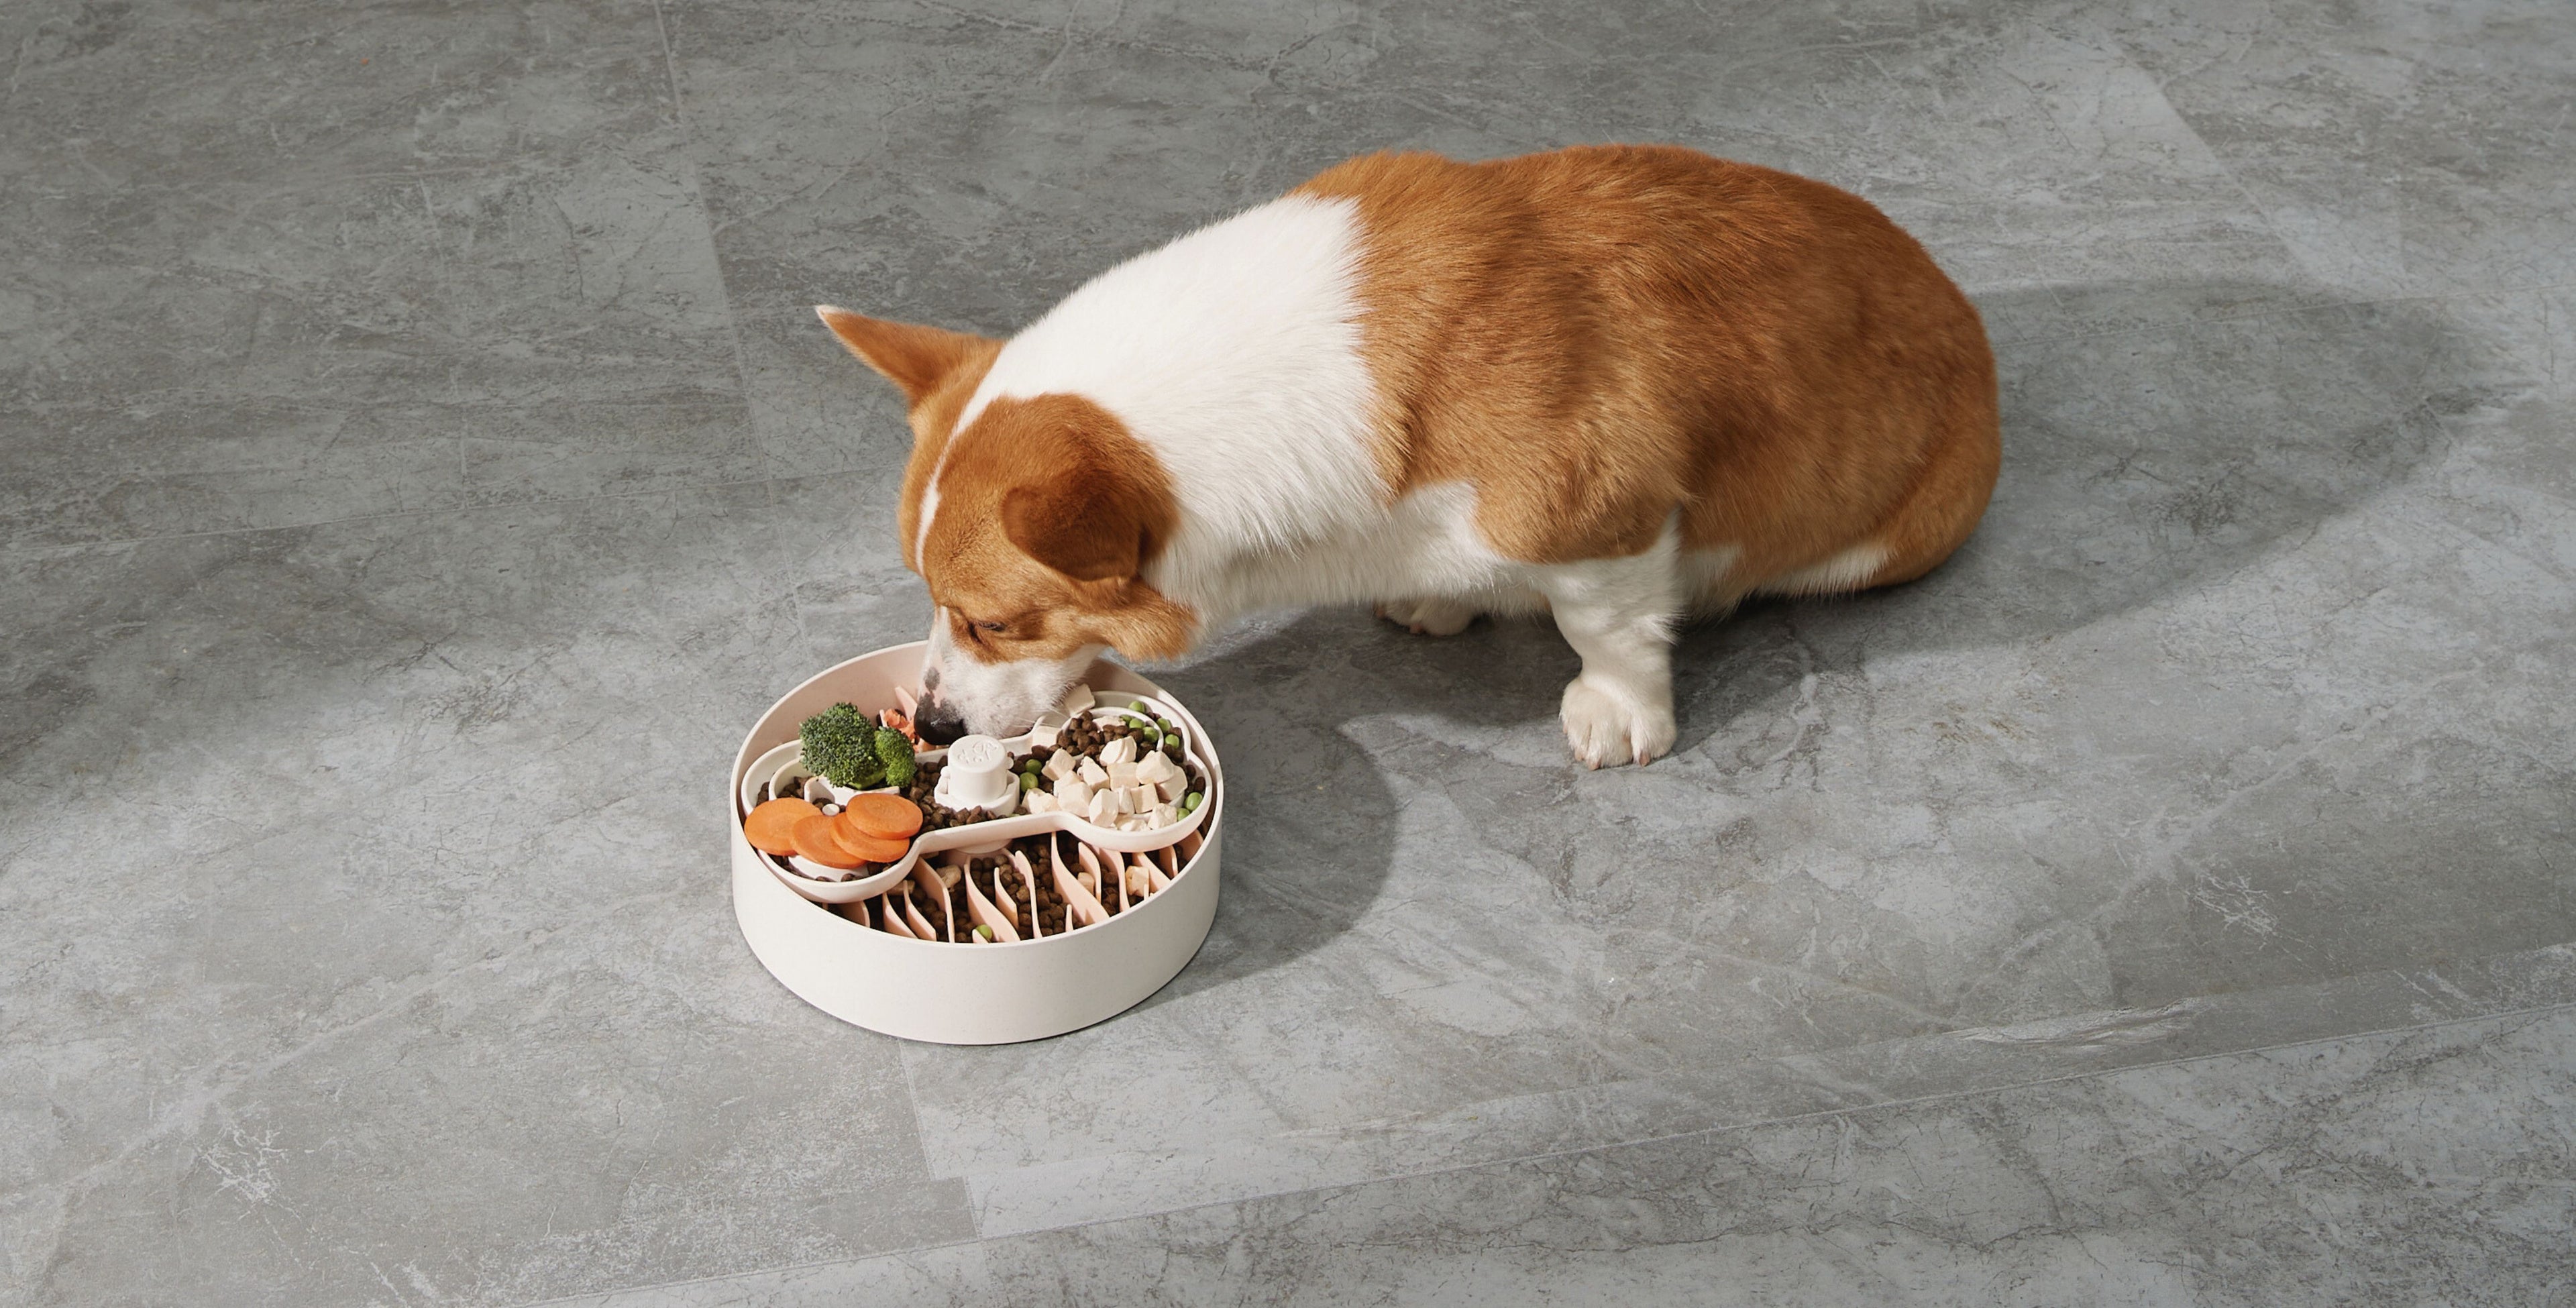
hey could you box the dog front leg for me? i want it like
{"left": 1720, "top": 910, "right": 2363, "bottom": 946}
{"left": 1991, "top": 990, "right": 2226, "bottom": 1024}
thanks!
{"left": 1536, "top": 549, "right": 1681, "bottom": 769}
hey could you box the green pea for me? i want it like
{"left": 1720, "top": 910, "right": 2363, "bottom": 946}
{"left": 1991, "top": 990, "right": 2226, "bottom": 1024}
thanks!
{"left": 1130, "top": 698, "right": 1151, "bottom": 713}
{"left": 973, "top": 924, "right": 993, "bottom": 942}
{"left": 1142, "top": 727, "right": 1163, "bottom": 746}
{"left": 1155, "top": 717, "right": 1176, "bottom": 732}
{"left": 1182, "top": 791, "right": 1203, "bottom": 813}
{"left": 1019, "top": 772, "right": 1038, "bottom": 792}
{"left": 1163, "top": 737, "right": 1182, "bottom": 755}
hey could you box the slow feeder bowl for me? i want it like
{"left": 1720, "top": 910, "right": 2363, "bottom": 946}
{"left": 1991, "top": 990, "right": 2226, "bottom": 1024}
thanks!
{"left": 729, "top": 643, "right": 1223, "bottom": 1044}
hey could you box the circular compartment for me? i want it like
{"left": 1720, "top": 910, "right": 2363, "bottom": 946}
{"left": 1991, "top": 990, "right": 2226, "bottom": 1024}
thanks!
{"left": 729, "top": 643, "right": 1223, "bottom": 1044}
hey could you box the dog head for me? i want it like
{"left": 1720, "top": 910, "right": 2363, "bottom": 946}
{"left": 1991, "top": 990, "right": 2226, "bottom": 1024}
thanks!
{"left": 817, "top": 307, "right": 1195, "bottom": 742}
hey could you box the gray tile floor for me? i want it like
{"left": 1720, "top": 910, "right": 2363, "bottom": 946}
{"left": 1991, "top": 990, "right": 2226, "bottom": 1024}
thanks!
{"left": 4, "top": 1, "right": 2570, "bottom": 1304}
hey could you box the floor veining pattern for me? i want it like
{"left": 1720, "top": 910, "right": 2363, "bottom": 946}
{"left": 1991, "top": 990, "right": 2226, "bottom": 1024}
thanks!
{"left": 2, "top": 1, "right": 2570, "bottom": 1305}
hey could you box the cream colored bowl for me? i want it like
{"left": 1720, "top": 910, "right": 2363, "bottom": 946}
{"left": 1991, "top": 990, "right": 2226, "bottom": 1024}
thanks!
{"left": 729, "top": 643, "right": 1224, "bottom": 1044}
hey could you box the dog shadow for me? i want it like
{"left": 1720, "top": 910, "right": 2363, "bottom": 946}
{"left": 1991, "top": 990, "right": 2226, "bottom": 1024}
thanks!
{"left": 1129, "top": 278, "right": 2497, "bottom": 1000}
{"left": 1666, "top": 279, "right": 2493, "bottom": 757}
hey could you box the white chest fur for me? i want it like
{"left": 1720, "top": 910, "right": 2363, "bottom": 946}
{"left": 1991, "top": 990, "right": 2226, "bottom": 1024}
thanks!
{"left": 1155, "top": 482, "right": 1530, "bottom": 624}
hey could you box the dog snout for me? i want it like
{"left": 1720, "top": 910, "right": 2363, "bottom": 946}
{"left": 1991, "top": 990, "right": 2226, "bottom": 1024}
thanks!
{"left": 912, "top": 693, "right": 968, "bottom": 746}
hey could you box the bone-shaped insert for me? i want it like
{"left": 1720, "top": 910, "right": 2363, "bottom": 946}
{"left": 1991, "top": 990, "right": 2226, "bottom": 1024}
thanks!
{"left": 830, "top": 807, "right": 1204, "bottom": 941}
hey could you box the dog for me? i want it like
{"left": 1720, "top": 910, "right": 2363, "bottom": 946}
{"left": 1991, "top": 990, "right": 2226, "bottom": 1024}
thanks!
{"left": 817, "top": 145, "right": 1998, "bottom": 767}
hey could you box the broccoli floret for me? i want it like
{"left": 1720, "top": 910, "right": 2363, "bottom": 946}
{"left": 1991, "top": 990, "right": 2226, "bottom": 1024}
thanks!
{"left": 876, "top": 726, "right": 917, "bottom": 787}
{"left": 800, "top": 702, "right": 885, "bottom": 788}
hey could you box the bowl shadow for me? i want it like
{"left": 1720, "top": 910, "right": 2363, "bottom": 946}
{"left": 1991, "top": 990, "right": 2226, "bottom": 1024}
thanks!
{"left": 1120, "top": 610, "right": 1436, "bottom": 1006}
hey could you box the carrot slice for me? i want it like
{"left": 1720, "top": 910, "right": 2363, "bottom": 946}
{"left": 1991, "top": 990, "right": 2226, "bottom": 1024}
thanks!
{"left": 745, "top": 797, "right": 820, "bottom": 856}
{"left": 829, "top": 813, "right": 914, "bottom": 864}
{"left": 791, "top": 814, "right": 863, "bottom": 869}
{"left": 841, "top": 792, "right": 923, "bottom": 840}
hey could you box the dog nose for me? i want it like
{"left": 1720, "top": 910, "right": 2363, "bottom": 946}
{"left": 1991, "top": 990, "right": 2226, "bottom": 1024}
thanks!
{"left": 912, "top": 693, "right": 967, "bottom": 746}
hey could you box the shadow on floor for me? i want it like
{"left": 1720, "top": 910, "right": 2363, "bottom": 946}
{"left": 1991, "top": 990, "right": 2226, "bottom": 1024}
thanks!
{"left": 1128, "top": 278, "right": 2504, "bottom": 1002}
{"left": 1667, "top": 278, "right": 2493, "bottom": 756}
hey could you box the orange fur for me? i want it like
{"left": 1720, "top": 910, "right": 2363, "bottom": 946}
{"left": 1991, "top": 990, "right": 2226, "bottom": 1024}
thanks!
{"left": 1298, "top": 146, "right": 1998, "bottom": 596}
{"left": 938, "top": 392, "right": 1193, "bottom": 660}
{"left": 816, "top": 307, "right": 1002, "bottom": 571}
{"left": 819, "top": 310, "right": 1190, "bottom": 659}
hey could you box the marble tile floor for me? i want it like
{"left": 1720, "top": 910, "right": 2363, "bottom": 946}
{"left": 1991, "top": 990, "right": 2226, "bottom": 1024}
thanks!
{"left": 3, "top": 1, "right": 2570, "bottom": 1304}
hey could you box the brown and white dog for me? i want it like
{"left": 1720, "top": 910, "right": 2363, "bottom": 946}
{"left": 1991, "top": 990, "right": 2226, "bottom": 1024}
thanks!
{"left": 818, "top": 145, "right": 1998, "bottom": 767}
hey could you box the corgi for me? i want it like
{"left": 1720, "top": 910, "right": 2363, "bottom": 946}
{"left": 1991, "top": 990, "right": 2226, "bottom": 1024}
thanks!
{"left": 817, "top": 145, "right": 1997, "bottom": 767}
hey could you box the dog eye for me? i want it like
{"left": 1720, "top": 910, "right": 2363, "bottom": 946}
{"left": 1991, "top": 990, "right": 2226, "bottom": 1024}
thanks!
{"left": 975, "top": 620, "right": 1007, "bottom": 634}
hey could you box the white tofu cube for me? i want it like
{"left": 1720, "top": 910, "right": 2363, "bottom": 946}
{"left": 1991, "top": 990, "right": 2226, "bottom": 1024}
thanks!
{"left": 1155, "top": 776, "right": 1181, "bottom": 805}
{"left": 1087, "top": 789, "right": 1116, "bottom": 827}
{"left": 1043, "top": 749, "right": 1075, "bottom": 781}
{"left": 1100, "top": 736, "right": 1134, "bottom": 767}
{"left": 1053, "top": 776, "right": 1093, "bottom": 809}
{"left": 1029, "top": 718, "right": 1061, "bottom": 749}
{"left": 1024, "top": 791, "right": 1059, "bottom": 814}
{"left": 1149, "top": 803, "right": 1175, "bottom": 828}
{"left": 1134, "top": 751, "right": 1176, "bottom": 786}
{"left": 1078, "top": 757, "right": 1108, "bottom": 787}
{"left": 1059, "top": 684, "right": 1095, "bottom": 714}
{"left": 1106, "top": 759, "right": 1137, "bottom": 788}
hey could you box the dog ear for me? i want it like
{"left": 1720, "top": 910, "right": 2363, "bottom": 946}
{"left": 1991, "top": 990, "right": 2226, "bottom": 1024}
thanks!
{"left": 1087, "top": 582, "right": 1197, "bottom": 661}
{"left": 1000, "top": 478, "right": 1148, "bottom": 582}
{"left": 814, "top": 306, "right": 996, "bottom": 406}
{"left": 998, "top": 429, "right": 1173, "bottom": 583}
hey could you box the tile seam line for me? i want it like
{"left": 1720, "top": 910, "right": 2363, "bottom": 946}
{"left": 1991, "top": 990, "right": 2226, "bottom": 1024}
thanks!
{"left": 4, "top": 2, "right": 776, "bottom": 567}
{"left": 2100, "top": 18, "right": 2306, "bottom": 289}
{"left": 9, "top": 270, "right": 2565, "bottom": 561}
{"left": 650, "top": 0, "right": 761, "bottom": 444}
{"left": 0, "top": 469, "right": 881, "bottom": 559}
{"left": 955, "top": 988, "right": 2576, "bottom": 1228}
{"left": 5, "top": 394, "right": 745, "bottom": 414}
{"left": 1982, "top": 276, "right": 2576, "bottom": 349}
{"left": 504, "top": 993, "right": 2576, "bottom": 1308}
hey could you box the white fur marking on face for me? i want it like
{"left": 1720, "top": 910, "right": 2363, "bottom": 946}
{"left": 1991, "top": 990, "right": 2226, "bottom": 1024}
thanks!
{"left": 1179, "top": 482, "right": 1540, "bottom": 622}
{"left": 912, "top": 481, "right": 942, "bottom": 571}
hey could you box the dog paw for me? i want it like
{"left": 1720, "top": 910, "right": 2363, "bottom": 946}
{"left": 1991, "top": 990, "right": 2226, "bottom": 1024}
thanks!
{"left": 1560, "top": 675, "right": 1677, "bottom": 769}
{"left": 1375, "top": 598, "right": 1481, "bottom": 637}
